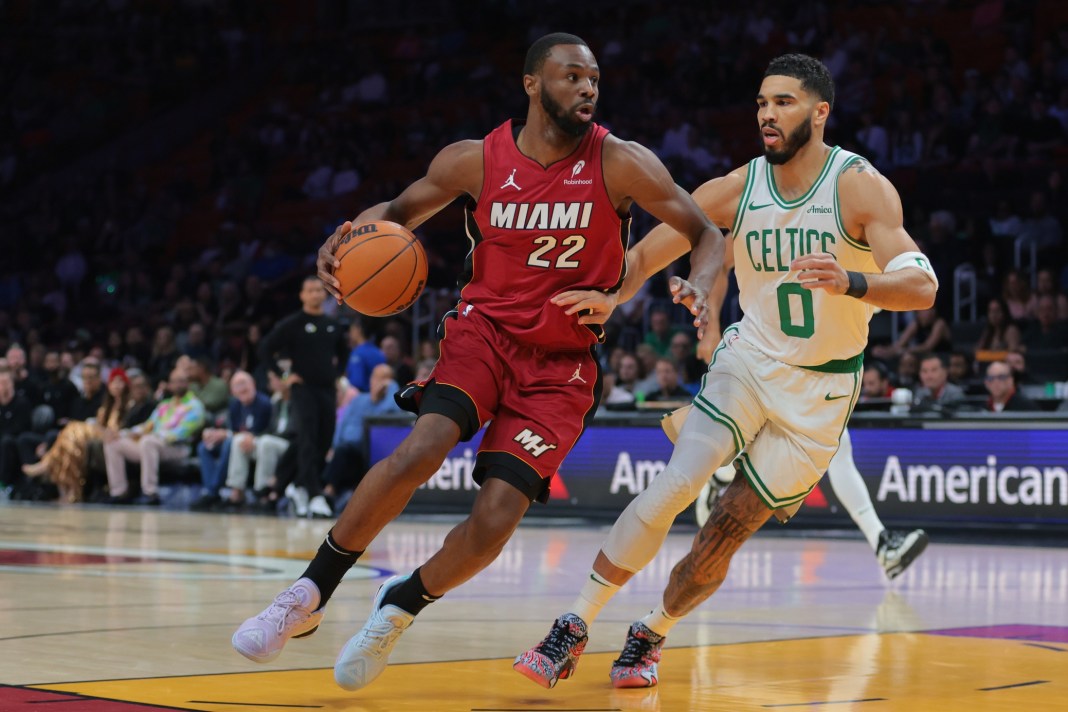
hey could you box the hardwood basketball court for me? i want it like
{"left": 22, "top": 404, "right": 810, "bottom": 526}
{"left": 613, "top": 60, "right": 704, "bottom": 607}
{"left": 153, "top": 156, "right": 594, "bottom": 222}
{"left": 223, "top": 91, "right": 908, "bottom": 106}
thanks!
{"left": 1, "top": 504, "right": 1065, "bottom": 711}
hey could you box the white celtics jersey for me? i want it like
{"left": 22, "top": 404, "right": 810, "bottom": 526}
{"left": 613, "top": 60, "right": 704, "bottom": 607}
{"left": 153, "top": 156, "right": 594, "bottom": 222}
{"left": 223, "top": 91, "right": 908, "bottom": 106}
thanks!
{"left": 731, "top": 146, "right": 878, "bottom": 368}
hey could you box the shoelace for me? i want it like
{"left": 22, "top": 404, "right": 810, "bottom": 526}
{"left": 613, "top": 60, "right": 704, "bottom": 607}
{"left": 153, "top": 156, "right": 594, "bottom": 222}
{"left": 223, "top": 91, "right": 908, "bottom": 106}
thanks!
{"left": 259, "top": 589, "right": 306, "bottom": 634}
{"left": 615, "top": 630, "right": 659, "bottom": 667}
{"left": 534, "top": 620, "right": 584, "bottom": 663}
{"left": 357, "top": 610, "right": 408, "bottom": 656}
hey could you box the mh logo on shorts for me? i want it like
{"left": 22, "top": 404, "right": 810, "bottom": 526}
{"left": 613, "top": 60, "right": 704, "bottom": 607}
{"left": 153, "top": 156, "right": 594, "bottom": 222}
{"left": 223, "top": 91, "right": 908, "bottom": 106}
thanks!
{"left": 514, "top": 428, "right": 558, "bottom": 457}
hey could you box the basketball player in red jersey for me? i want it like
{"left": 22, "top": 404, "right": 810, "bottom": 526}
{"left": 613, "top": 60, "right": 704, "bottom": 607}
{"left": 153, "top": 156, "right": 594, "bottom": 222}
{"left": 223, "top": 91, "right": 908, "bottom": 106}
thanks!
{"left": 232, "top": 33, "right": 725, "bottom": 691}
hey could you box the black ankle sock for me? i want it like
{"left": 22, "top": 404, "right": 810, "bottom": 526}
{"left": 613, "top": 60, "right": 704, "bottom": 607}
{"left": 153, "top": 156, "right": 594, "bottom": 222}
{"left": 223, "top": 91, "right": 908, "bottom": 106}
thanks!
{"left": 300, "top": 530, "right": 362, "bottom": 607}
{"left": 381, "top": 567, "right": 440, "bottom": 616}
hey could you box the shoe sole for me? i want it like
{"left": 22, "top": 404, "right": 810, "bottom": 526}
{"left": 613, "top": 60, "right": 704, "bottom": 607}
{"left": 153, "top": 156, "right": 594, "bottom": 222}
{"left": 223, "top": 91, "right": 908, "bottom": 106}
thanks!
{"left": 611, "top": 669, "right": 658, "bottom": 688}
{"left": 232, "top": 615, "right": 323, "bottom": 663}
{"left": 512, "top": 658, "right": 557, "bottom": 689}
{"left": 886, "top": 531, "right": 929, "bottom": 580}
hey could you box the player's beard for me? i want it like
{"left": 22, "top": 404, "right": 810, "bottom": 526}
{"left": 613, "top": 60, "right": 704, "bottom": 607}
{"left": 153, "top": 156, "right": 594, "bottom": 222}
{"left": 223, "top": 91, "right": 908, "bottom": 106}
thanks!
{"left": 540, "top": 90, "right": 592, "bottom": 138}
{"left": 763, "top": 117, "right": 813, "bottom": 165}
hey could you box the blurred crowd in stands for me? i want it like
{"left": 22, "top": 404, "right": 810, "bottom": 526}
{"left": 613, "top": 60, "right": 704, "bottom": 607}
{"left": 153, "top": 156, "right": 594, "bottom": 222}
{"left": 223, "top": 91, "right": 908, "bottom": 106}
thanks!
{"left": 0, "top": 0, "right": 1066, "bottom": 509}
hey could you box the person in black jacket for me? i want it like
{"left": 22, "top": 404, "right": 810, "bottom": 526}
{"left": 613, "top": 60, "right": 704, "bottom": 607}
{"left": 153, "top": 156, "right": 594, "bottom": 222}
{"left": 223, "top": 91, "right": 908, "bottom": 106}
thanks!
{"left": 984, "top": 361, "right": 1040, "bottom": 412}
{"left": 258, "top": 277, "right": 349, "bottom": 517}
{"left": 0, "top": 368, "right": 33, "bottom": 493}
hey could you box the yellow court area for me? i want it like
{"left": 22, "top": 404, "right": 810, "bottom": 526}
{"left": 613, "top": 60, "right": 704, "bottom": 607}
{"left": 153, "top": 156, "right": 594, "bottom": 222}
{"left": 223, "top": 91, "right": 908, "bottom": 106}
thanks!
{"left": 35, "top": 633, "right": 1067, "bottom": 712}
{"left": 2, "top": 505, "right": 1066, "bottom": 711}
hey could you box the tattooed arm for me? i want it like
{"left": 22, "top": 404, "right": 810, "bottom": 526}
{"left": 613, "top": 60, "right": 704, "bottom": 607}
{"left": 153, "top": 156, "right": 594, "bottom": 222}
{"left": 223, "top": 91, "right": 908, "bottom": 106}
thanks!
{"left": 789, "top": 158, "right": 936, "bottom": 312}
{"left": 661, "top": 476, "right": 774, "bottom": 617}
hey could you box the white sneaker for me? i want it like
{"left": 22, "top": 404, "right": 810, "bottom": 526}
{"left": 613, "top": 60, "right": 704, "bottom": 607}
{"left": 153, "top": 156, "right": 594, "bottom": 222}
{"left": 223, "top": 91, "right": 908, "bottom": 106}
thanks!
{"left": 232, "top": 578, "right": 325, "bottom": 663}
{"left": 334, "top": 575, "right": 414, "bottom": 691}
{"left": 308, "top": 494, "right": 333, "bottom": 519}
{"left": 285, "top": 483, "right": 309, "bottom": 517}
{"left": 694, "top": 464, "right": 737, "bottom": 527}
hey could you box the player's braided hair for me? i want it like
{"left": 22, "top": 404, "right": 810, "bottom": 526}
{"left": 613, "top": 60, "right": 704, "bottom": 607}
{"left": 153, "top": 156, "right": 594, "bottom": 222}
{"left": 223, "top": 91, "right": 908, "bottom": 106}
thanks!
{"left": 765, "top": 54, "right": 835, "bottom": 109}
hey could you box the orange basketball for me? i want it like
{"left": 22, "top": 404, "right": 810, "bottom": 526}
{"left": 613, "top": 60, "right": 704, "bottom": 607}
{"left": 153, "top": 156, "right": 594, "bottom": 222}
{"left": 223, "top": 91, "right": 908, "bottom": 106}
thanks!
{"left": 335, "top": 220, "right": 427, "bottom": 316}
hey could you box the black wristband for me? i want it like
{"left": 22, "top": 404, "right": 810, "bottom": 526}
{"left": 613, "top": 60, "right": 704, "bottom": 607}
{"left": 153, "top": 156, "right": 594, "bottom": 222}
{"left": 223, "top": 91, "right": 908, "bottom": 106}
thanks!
{"left": 845, "top": 271, "right": 868, "bottom": 299}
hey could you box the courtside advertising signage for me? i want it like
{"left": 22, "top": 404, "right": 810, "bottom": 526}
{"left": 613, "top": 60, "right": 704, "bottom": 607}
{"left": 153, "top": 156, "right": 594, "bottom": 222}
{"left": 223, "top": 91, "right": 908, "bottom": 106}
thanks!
{"left": 367, "top": 420, "right": 1068, "bottom": 526}
{"left": 850, "top": 428, "right": 1068, "bottom": 525}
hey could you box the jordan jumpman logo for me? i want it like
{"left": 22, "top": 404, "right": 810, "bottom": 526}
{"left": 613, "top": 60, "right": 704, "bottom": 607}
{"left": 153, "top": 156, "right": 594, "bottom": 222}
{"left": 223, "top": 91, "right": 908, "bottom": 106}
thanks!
{"left": 501, "top": 168, "right": 521, "bottom": 191}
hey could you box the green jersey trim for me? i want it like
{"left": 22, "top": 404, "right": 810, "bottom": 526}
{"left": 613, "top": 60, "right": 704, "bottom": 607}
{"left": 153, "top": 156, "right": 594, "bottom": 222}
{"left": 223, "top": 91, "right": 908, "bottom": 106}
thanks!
{"left": 738, "top": 452, "right": 816, "bottom": 509}
{"left": 834, "top": 156, "right": 871, "bottom": 252}
{"left": 731, "top": 159, "right": 758, "bottom": 238}
{"left": 800, "top": 352, "right": 864, "bottom": 373}
{"left": 693, "top": 396, "right": 744, "bottom": 454}
{"left": 766, "top": 146, "right": 841, "bottom": 209}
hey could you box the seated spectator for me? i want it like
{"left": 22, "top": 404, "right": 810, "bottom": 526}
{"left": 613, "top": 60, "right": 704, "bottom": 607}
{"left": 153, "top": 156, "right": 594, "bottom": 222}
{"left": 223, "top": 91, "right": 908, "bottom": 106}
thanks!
{"left": 34, "top": 350, "right": 79, "bottom": 424}
{"left": 912, "top": 353, "right": 966, "bottom": 413}
{"left": 223, "top": 370, "right": 295, "bottom": 509}
{"left": 379, "top": 335, "right": 415, "bottom": 385}
{"left": 188, "top": 355, "right": 230, "bottom": 415}
{"left": 1023, "top": 296, "right": 1068, "bottom": 351}
{"left": 1005, "top": 349, "right": 1037, "bottom": 385}
{"left": 1001, "top": 270, "right": 1032, "bottom": 323}
{"left": 69, "top": 360, "right": 105, "bottom": 422}
{"left": 320, "top": 363, "right": 401, "bottom": 508}
{"left": 632, "top": 344, "right": 660, "bottom": 397}
{"left": 600, "top": 371, "right": 635, "bottom": 410}
{"left": 984, "top": 361, "right": 1039, "bottom": 412}
{"left": 17, "top": 357, "right": 101, "bottom": 479}
{"left": 345, "top": 317, "right": 385, "bottom": 393}
{"left": 643, "top": 308, "right": 678, "bottom": 356}
{"left": 0, "top": 368, "right": 32, "bottom": 493}
{"left": 614, "top": 352, "right": 643, "bottom": 403}
{"left": 148, "top": 326, "right": 181, "bottom": 386}
{"left": 668, "top": 331, "right": 705, "bottom": 385}
{"left": 975, "top": 297, "right": 1022, "bottom": 354}
{"left": 5, "top": 345, "right": 37, "bottom": 404}
{"left": 859, "top": 361, "right": 893, "bottom": 402}
{"left": 21, "top": 368, "right": 131, "bottom": 503}
{"left": 104, "top": 368, "right": 206, "bottom": 505}
{"left": 114, "top": 368, "right": 152, "bottom": 419}
{"left": 948, "top": 351, "right": 982, "bottom": 394}
{"left": 640, "top": 358, "right": 693, "bottom": 404}
{"left": 872, "top": 308, "right": 951, "bottom": 359}
{"left": 1026, "top": 268, "right": 1068, "bottom": 321}
{"left": 191, "top": 370, "right": 272, "bottom": 511}
{"left": 893, "top": 351, "right": 920, "bottom": 389}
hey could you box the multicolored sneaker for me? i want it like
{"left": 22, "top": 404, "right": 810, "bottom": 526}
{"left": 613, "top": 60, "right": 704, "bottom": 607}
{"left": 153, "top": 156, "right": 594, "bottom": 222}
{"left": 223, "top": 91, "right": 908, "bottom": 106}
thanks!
{"left": 333, "top": 575, "right": 415, "bottom": 691}
{"left": 877, "top": 529, "right": 929, "bottom": 580}
{"left": 610, "top": 621, "right": 665, "bottom": 688}
{"left": 232, "top": 578, "right": 324, "bottom": 663}
{"left": 513, "top": 613, "right": 589, "bottom": 688}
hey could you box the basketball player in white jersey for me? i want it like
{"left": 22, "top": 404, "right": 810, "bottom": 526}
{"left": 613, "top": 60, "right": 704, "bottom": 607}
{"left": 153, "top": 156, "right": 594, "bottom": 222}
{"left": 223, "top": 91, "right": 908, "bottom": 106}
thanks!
{"left": 513, "top": 54, "right": 938, "bottom": 690}
{"left": 690, "top": 304, "right": 928, "bottom": 581}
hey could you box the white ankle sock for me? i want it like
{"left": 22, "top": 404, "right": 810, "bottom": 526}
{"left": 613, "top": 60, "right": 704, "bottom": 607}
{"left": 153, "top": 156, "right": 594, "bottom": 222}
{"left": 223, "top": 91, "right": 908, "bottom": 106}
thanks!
{"left": 640, "top": 604, "right": 680, "bottom": 637}
{"left": 567, "top": 570, "right": 621, "bottom": 625}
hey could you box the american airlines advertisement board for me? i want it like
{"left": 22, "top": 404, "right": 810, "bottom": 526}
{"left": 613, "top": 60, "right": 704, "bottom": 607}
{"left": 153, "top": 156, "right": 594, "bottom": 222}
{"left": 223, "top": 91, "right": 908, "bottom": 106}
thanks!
{"left": 367, "top": 418, "right": 1068, "bottom": 527}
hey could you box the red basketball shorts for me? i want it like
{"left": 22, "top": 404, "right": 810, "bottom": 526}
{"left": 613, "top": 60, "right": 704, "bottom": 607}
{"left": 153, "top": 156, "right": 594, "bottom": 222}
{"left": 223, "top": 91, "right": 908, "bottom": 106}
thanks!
{"left": 396, "top": 302, "right": 601, "bottom": 502}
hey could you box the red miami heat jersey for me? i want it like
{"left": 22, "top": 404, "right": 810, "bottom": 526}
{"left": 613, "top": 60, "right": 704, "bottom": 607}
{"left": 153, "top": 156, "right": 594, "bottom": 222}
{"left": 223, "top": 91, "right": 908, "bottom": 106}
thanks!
{"left": 461, "top": 119, "right": 630, "bottom": 350}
